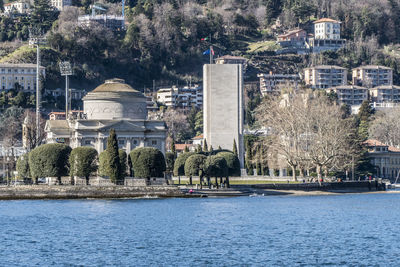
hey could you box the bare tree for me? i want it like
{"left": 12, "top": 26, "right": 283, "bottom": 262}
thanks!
{"left": 256, "top": 91, "right": 357, "bottom": 180}
{"left": 305, "top": 96, "right": 357, "bottom": 180}
{"left": 162, "top": 108, "right": 190, "bottom": 142}
{"left": 369, "top": 107, "right": 400, "bottom": 148}
{"left": 22, "top": 109, "right": 46, "bottom": 151}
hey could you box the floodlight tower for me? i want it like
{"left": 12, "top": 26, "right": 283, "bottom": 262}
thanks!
{"left": 29, "top": 28, "right": 46, "bottom": 147}
{"left": 59, "top": 61, "right": 73, "bottom": 118}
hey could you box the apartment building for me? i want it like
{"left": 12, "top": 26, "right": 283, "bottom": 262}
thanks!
{"left": 363, "top": 139, "right": 400, "bottom": 180}
{"left": 370, "top": 85, "right": 400, "bottom": 103}
{"left": 78, "top": 15, "right": 125, "bottom": 31}
{"left": 156, "top": 85, "right": 202, "bottom": 109}
{"left": 304, "top": 65, "right": 347, "bottom": 89}
{"left": 0, "top": 63, "right": 45, "bottom": 91}
{"left": 258, "top": 73, "right": 300, "bottom": 95}
{"left": 352, "top": 65, "right": 393, "bottom": 88}
{"left": 326, "top": 85, "right": 368, "bottom": 106}
{"left": 3, "top": 0, "right": 30, "bottom": 14}
{"left": 50, "top": 0, "right": 71, "bottom": 11}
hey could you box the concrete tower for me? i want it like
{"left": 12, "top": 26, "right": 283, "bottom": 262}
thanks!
{"left": 203, "top": 64, "right": 244, "bottom": 168}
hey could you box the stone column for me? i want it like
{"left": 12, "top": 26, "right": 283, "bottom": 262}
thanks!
{"left": 126, "top": 138, "right": 132, "bottom": 153}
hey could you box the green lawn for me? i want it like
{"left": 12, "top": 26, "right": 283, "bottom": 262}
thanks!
{"left": 246, "top": 40, "right": 281, "bottom": 54}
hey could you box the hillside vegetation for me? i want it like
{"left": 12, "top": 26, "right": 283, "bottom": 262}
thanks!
{"left": 1, "top": 0, "right": 400, "bottom": 89}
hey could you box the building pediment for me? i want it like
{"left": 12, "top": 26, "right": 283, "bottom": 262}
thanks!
{"left": 75, "top": 119, "right": 148, "bottom": 132}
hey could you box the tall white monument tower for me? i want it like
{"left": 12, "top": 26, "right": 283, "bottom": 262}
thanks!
{"left": 203, "top": 63, "right": 245, "bottom": 168}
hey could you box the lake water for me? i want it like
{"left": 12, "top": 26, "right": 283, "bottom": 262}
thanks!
{"left": 0, "top": 193, "right": 400, "bottom": 266}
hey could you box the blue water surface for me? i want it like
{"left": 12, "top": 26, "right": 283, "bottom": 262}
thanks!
{"left": 0, "top": 193, "right": 400, "bottom": 266}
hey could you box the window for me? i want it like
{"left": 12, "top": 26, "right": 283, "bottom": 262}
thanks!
{"left": 133, "top": 140, "right": 138, "bottom": 145}
{"left": 85, "top": 140, "right": 91, "bottom": 145}
{"left": 152, "top": 140, "right": 157, "bottom": 145}
{"left": 118, "top": 139, "right": 125, "bottom": 145}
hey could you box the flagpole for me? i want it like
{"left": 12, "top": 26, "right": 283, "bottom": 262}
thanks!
{"left": 210, "top": 45, "right": 213, "bottom": 64}
{"left": 209, "top": 34, "right": 213, "bottom": 64}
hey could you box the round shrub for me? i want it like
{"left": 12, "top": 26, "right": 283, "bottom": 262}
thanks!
{"left": 204, "top": 155, "right": 228, "bottom": 178}
{"left": 69, "top": 147, "right": 98, "bottom": 182}
{"left": 173, "top": 152, "right": 195, "bottom": 176}
{"left": 130, "top": 147, "right": 166, "bottom": 178}
{"left": 184, "top": 154, "right": 207, "bottom": 177}
{"left": 29, "top": 143, "right": 72, "bottom": 182}
{"left": 217, "top": 152, "right": 240, "bottom": 176}
{"left": 16, "top": 152, "right": 30, "bottom": 179}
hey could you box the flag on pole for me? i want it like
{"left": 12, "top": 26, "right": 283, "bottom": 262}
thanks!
{"left": 203, "top": 47, "right": 214, "bottom": 55}
{"left": 201, "top": 36, "right": 209, "bottom": 41}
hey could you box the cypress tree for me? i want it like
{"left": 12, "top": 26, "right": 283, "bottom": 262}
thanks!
{"left": 106, "top": 129, "right": 121, "bottom": 184}
{"left": 197, "top": 144, "right": 202, "bottom": 153}
{"left": 171, "top": 139, "right": 176, "bottom": 157}
{"left": 203, "top": 139, "right": 208, "bottom": 152}
{"left": 233, "top": 139, "right": 238, "bottom": 156}
{"left": 184, "top": 145, "right": 189, "bottom": 152}
{"left": 218, "top": 145, "right": 222, "bottom": 150}
{"left": 209, "top": 145, "right": 214, "bottom": 153}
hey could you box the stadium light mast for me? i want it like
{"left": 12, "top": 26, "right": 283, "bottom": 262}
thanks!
{"left": 29, "top": 28, "right": 46, "bottom": 147}
{"left": 59, "top": 61, "right": 73, "bottom": 118}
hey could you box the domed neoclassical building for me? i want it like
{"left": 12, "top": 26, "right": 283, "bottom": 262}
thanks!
{"left": 45, "top": 79, "right": 167, "bottom": 153}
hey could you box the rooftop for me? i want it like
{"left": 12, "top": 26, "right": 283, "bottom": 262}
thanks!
{"left": 314, "top": 18, "right": 341, "bottom": 24}
{"left": 175, "top": 144, "right": 193, "bottom": 151}
{"left": 353, "top": 65, "right": 392, "bottom": 70}
{"left": 331, "top": 85, "right": 368, "bottom": 89}
{"left": 92, "top": 78, "right": 141, "bottom": 93}
{"left": 363, "top": 139, "right": 400, "bottom": 152}
{"left": 371, "top": 85, "right": 400, "bottom": 89}
{"left": 305, "top": 65, "right": 346, "bottom": 70}
{"left": 0, "top": 63, "right": 44, "bottom": 69}
{"left": 216, "top": 55, "right": 247, "bottom": 61}
{"left": 192, "top": 134, "right": 203, "bottom": 140}
{"left": 278, "top": 28, "right": 305, "bottom": 38}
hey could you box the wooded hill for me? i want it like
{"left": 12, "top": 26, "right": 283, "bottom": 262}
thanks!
{"left": 2, "top": 0, "right": 400, "bottom": 90}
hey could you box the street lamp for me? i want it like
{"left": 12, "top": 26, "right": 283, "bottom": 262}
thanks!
{"left": 59, "top": 61, "right": 73, "bottom": 118}
{"left": 29, "top": 27, "right": 46, "bottom": 147}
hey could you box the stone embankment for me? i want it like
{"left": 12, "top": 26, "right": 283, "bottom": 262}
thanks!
{"left": 0, "top": 181, "right": 386, "bottom": 200}
{"left": 0, "top": 185, "right": 184, "bottom": 200}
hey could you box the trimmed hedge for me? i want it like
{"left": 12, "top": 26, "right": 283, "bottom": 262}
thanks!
{"left": 29, "top": 143, "right": 72, "bottom": 182}
{"left": 130, "top": 147, "right": 166, "bottom": 178}
{"left": 204, "top": 155, "right": 228, "bottom": 178}
{"left": 16, "top": 152, "right": 30, "bottom": 178}
{"left": 173, "top": 152, "right": 195, "bottom": 176}
{"left": 69, "top": 147, "right": 98, "bottom": 182}
{"left": 184, "top": 154, "right": 207, "bottom": 177}
{"left": 217, "top": 152, "right": 240, "bottom": 176}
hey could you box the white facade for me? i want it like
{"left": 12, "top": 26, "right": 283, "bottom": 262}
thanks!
{"left": 314, "top": 18, "right": 341, "bottom": 40}
{"left": 0, "top": 63, "right": 45, "bottom": 92}
{"left": 50, "top": 0, "right": 71, "bottom": 11}
{"left": 45, "top": 79, "right": 167, "bottom": 154}
{"left": 156, "top": 85, "right": 202, "bottom": 109}
{"left": 3, "top": 1, "right": 30, "bottom": 14}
